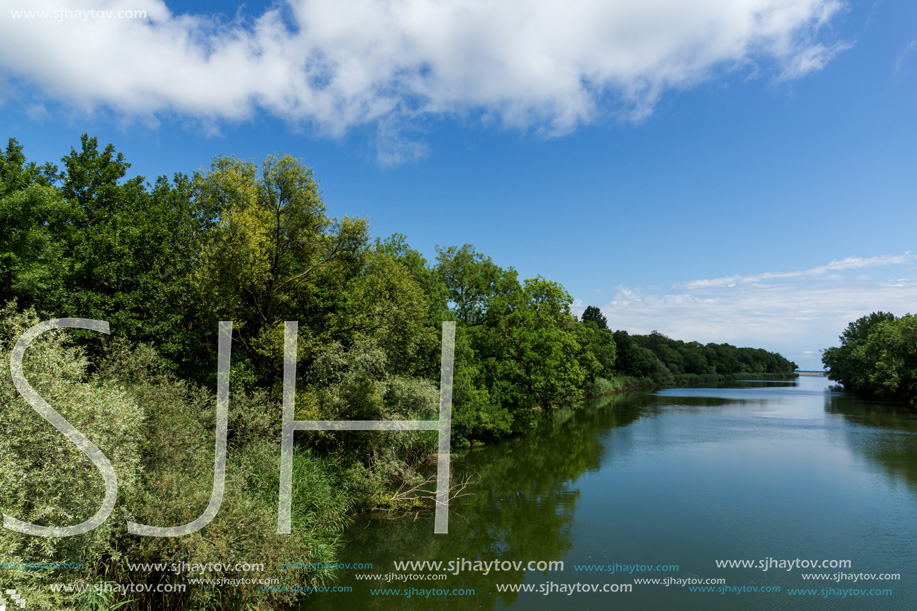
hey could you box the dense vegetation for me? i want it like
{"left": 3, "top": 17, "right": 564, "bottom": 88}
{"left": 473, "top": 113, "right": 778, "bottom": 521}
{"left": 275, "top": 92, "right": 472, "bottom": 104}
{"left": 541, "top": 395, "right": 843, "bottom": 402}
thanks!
{"left": 823, "top": 312, "right": 917, "bottom": 406}
{"left": 613, "top": 329, "right": 797, "bottom": 387}
{"left": 0, "top": 135, "right": 796, "bottom": 609}
{"left": 578, "top": 307, "right": 797, "bottom": 390}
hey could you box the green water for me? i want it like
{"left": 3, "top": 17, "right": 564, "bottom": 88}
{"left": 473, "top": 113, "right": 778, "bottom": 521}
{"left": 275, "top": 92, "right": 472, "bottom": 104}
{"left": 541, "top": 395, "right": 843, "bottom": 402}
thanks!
{"left": 304, "top": 377, "right": 917, "bottom": 610}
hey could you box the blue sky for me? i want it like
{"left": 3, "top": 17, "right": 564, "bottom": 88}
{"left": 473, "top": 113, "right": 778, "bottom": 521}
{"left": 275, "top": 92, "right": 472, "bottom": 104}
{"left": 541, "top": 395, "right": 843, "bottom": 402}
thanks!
{"left": 1, "top": 0, "right": 916, "bottom": 369}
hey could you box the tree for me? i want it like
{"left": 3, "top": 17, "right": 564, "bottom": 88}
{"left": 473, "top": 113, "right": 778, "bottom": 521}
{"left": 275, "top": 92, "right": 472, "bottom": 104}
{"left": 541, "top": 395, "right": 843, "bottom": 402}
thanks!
{"left": 863, "top": 314, "right": 917, "bottom": 404}
{"left": 840, "top": 311, "right": 897, "bottom": 345}
{"left": 435, "top": 246, "right": 588, "bottom": 442}
{"left": 0, "top": 182, "right": 68, "bottom": 307}
{"left": 581, "top": 305, "right": 608, "bottom": 329}
{"left": 573, "top": 320, "right": 616, "bottom": 383}
{"left": 823, "top": 312, "right": 917, "bottom": 405}
{"left": 435, "top": 244, "right": 518, "bottom": 325}
{"left": 57, "top": 136, "right": 224, "bottom": 372}
{"left": 193, "top": 154, "right": 369, "bottom": 386}
{"left": 823, "top": 312, "right": 897, "bottom": 391}
{"left": 1, "top": 135, "right": 220, "bottom": 376}
{"left": 0, "top": 137, "right": 57, "bottom": 196}
{"left": 333, "top": 247, "right": 440, "bottom": 379}
{"left": 459, "top": 275, "right": 586, "bottom": 438}
{"left": 0, "top": 138, "right": 66, "bottom": 307}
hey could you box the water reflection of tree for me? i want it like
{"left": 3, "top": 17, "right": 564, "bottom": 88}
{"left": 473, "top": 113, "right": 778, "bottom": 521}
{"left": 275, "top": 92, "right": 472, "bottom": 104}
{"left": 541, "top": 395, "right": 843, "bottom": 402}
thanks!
{"left": 824, "top": 392, "right": 917, "bottom": 491}
{"left": 303, "top": 393, "right": 645, "bottom": 610}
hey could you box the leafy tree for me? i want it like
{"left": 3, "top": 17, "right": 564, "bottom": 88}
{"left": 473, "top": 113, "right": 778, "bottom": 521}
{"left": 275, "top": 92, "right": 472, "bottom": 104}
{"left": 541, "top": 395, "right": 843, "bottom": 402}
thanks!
{"left": 453, "top": 275, "right": 586, "bottom": 440}
{"left": 435, "top": 244, "right": 518, "bottom": 325}
{"left": 332, "top": 248, "right": 440, "bottom": 379}
{"left": 679, "top": 342, "right": 710, "bottom": 374}
{"left": 371, "top": 234, "right": 449, "bottom": 378}
{"left": 823, "top": 312, "right": 897, "bottom": 392}
{"left": 503, "top": 277, "right": 586, "bottom": 417}
{"left": 375, "top": 233, "right": 449, "bottom": 323}
{"left": 840, "top": 311, "right": 897, "bottom": 345}
{"left": 0, "top": 138, "right": 57, "bottom": 195}
{"left": 823, "top": 312, "right": 917, "bottom": 405}
{"left": 0, "top": 139, "right": 66, "bottom": 307}
{"left": 614, "top": 330, "right": 794, "bottom": 384}
{"left": 573, "top": 321, "right": 616, "bottom": 384}
{"left": 434, "top": 246, "right": 589, "bottom": 442}
{"left": 0, "top": 184, "right": 68, "bottom": 306}
{"left": 581, "top": 305, "right": 608, "bottom": 329}
{"left": 1, "top": 136, "right": 222, "bottom": 377}
{"left": 193, "top": 154, "right": 369, "bottom": 387}
{"left": 861, "top": 314, "right": 917, "bottom": 404}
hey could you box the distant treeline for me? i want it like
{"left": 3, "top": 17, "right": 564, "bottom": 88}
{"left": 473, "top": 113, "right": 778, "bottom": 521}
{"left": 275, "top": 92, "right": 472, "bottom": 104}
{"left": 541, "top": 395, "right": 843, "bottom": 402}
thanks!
{"left": 823, "top": 312, "right": 917, "bottom": 406}
{"left": 0, "top": 135, "right": 797, "bottom": 610}
{"left": 578, "top": 307, "right": 797, "bottom": 393}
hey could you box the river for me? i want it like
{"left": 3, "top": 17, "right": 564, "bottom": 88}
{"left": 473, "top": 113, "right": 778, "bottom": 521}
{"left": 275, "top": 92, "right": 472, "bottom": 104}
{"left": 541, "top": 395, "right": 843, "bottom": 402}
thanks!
{"left": 305, "top": 376, "right": 917, "bottom": 609}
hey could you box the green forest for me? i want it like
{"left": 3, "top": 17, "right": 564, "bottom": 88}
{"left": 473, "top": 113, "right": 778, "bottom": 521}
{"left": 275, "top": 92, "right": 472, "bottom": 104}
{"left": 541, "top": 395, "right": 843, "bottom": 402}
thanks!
{"left": 0, "top": 136, "right": 797, "bottom": 610}
{"left": 823, "top": 311, "right": 917, "bottom": 406}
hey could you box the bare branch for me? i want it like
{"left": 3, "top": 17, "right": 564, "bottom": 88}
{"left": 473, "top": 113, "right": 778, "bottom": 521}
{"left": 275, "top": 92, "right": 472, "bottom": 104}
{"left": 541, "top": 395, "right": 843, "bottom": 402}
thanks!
{"left": 371, "top": 470, "right": 479, "bottom": 514}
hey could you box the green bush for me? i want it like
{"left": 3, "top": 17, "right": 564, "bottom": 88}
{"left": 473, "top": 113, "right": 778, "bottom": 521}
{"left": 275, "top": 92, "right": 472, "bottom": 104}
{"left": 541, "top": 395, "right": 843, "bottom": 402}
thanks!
{"left": 1, "top": 305, "right": 143, "bottom": 610}
{"left": 1, "top": 305, "right": 354, "bottom": 610}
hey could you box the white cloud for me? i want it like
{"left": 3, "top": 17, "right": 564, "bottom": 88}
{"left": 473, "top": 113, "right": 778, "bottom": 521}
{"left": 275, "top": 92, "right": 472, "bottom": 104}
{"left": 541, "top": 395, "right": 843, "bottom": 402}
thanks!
{"left": 896, "top": 40, "right": 917, "bottom": 75}
{"left": 680, "top": 253, "right": 914, "bottom": 289}
{"left": 0, "top": 0, "right": 847, "bottom": 148}
{"left": 584, "top": 254, "right": 917, "bottom": 369}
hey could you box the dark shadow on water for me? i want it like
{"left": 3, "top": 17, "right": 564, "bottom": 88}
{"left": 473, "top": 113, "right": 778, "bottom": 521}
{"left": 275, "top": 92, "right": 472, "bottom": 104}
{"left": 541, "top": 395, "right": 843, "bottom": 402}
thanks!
{"left": 824, "top": 390, "right": 917, "bottom": 492}
{"left": 303, "top": 392, "right": 649, "bottom": 610}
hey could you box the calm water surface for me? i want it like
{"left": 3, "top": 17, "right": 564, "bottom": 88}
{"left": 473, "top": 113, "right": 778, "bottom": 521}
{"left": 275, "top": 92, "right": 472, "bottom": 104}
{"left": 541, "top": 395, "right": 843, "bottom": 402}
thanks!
{"left": 306, "top": 377, "right": 917, "bottom": 610}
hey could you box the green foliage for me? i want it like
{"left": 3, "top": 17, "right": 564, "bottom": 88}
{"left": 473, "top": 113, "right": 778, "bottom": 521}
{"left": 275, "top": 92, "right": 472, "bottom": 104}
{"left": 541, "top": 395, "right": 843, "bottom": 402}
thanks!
{"left": 1, "top": 135, "right": 220, "bottom": 380}
{"left": 435, "top": 244, "right": 517, "bottom": 326}
{"left": 0, "top": 138, "right": 57, "bottom": 195}
{"left": 334, "top": 249, "right": 441, "bottom": 379}
{"left": 823, "top": 312, "right": 917, "bottom": 406}
{"left": 96, "top": 330, "right": 353, "bottom": 610}
{"left": 0, "top": 306, "right": 143, "bottom": 610}
{"left": 436, "top": 246, "right": 588, "bottom": 443}
{"left": 573, "top": 320, "right": 616, "bottom": 384}
{"left": 612, "top": 329, "right": 796, "bottom": 386}
{"left": 0, "top": 139, "right": 67, "bottom": 308}
{"left": 0, "top": 306, "right": 354, "bottom": 610}
{"left": 192, "top": 154, "right": 371, "bottom": 390}
{"left": 584, "top": 376, "right": 639, "bottom": 396}
{"left": 581, "top": 305, "right": 608, "bottom": 329}
{"left": 823, "top": 311, "right": 897, "bottom": 393}
{"left": 0, "top": 182, "right": 69, "bottom": 306}
{"left": 375, "top": 234, "right": 449, "bottom": 323}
